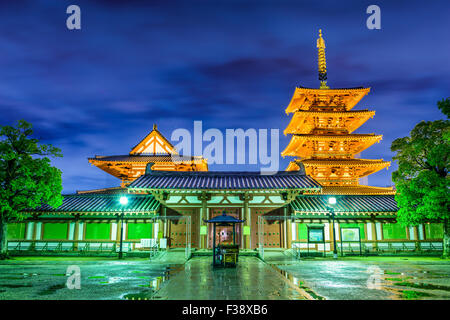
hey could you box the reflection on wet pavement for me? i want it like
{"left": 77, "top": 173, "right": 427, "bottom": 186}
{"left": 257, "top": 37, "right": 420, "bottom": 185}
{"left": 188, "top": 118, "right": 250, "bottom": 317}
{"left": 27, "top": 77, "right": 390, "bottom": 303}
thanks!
{"left": 1, "top": 253, "right": 449, "bottom": 300}
{"left": 146, "top": 256, "right": 309, "bottom": 300}
{"left": 0, "top": 260, "right": 183, "bottom": 300}
{"left": 266, "top": 253, "right": 450, "bottom": 300}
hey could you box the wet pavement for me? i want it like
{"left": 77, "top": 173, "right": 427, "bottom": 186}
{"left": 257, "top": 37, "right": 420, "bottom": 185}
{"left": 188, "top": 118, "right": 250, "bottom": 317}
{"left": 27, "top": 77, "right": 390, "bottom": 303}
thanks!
{"left": 0, "top": 255, "right": 186, "bottom": 300}
{"left": 263, "top": 251, "right": 450, "bottom": 300}
{"left": 1, "top": 252, "right": 449, "bottom": 300}
{"left": 149, "top": 256, "right": 309, "bottom": 300}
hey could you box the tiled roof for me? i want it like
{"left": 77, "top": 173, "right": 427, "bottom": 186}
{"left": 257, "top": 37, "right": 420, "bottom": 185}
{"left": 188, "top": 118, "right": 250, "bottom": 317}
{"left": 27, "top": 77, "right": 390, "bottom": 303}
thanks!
{"left": 128, "top": 171, "right": 322, "bottom": 191}
{"left": 28, "top": 194, "right": 160, "bottom": 215}
{"left": 76, "top": 187, "right": 127, "bottom": 194}
{"left": 205, "top": 213, "right": 245, "bottom": 224}
{"left": 290, "top": 195, "right": 398, "bottom": 214}
{"left": 88, "top": 154, "right": 204, "bottom": 163}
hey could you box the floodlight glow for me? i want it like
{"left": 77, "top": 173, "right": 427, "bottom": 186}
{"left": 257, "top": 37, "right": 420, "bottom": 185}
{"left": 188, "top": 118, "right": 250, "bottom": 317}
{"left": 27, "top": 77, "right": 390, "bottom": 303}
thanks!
{"left": 119, "top": 196, "right": 128, "bottom": 205}
{"left": 328, "top": 197, "right": 336, "bottom": 205}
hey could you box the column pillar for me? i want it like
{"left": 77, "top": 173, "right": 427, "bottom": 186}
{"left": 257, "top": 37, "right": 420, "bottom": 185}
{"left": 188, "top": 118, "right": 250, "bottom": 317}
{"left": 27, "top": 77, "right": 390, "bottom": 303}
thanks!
{"left": 26, "top": 222, "right": 34, "bottom": 240}
{"left": 283, "top": 206, "right": 288, "bottom": 249}
{"left": 286, "top": 219, "right": 292, "bottom": 249}
{"left": 239, "top": 193, "right": 253, "bottom": 250}
{"left": 198, "top": 192, "right": 211, "bottom": 249}
{"left": 413, "top": 226, "right": 420, "bottom": 251}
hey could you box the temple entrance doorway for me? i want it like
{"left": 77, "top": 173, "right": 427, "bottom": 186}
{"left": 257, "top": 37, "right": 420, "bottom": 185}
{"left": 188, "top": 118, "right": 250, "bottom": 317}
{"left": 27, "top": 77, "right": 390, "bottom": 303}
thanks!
{"left": 208, "top": 208, "right": 241, "bottom": 248}
{"left": 167, "top": 208, "right": 198, "bottom": 249}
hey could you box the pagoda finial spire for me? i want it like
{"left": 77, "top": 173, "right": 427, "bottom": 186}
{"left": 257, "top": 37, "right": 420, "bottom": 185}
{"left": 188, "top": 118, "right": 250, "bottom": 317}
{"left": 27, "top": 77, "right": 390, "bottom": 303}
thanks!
{"left": 317, "top": 29, "right": 329, "bottom": 89}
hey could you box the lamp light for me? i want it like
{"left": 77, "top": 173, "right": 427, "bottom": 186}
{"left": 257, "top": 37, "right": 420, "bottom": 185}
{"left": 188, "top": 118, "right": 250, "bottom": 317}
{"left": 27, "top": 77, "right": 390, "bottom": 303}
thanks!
{"left": 119, "top": 196, "right": 128, "bottom": 205}
{"left": 328, "top": 197, "right": 336, "bottom": 205}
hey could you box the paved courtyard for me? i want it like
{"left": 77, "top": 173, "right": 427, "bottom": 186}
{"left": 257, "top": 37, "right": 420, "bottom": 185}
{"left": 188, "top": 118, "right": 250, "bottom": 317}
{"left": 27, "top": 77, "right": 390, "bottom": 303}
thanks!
{"left": 150, "top": 256, "right": 308, "bottom": 300}
{"left": 0, "top": 253, "right": 449, "bottom": 300}
{"left": 264, "top": 251, "right": 450, "bottom": 300}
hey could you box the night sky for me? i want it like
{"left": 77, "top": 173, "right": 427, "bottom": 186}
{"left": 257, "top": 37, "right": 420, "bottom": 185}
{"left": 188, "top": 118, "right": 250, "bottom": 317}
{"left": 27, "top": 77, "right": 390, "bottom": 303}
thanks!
{"left": 0, "top": 0, "right": 448, "bottom": 193}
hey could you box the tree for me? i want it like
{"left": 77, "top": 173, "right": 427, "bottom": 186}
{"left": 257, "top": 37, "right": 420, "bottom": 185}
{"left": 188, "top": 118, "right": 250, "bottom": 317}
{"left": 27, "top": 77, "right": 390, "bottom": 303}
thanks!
{"left": 391, "top": 100, "right": 450, "bottom": 257}
{"left": 0, "top": 120, "right": 63, "bottom": 259}
{"left": 437, "top": 97, "right": 450, "bottom": 118}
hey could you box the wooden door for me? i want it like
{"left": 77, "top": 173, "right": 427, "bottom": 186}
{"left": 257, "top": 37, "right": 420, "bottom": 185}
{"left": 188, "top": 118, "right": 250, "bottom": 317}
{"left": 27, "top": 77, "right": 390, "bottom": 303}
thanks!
{"left": 252, "top": 208, "right": 282, "bottom": 248}
{"left": 169, "top": 208, "right": 198, "bottom": 248}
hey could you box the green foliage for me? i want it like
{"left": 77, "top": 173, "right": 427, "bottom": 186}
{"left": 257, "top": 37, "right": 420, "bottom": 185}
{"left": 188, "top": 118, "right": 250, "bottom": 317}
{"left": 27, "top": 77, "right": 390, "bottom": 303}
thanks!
{"left": 437, "top": 97, "right": 450, "bottom": 118}
{"left": 0, "top": 120, "right": 63, "bottom": 222}
{"left": 391, "top": 101, "right": 449, "bottom": 227}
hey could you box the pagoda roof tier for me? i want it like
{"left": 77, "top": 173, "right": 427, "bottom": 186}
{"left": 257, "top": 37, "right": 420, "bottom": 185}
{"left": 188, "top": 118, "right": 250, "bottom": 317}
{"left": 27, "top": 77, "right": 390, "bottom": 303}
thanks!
{"left": 285, "top": 86, "right": 370, "bottom": 114}
{"left": 286, "top": 159, "right": 390, "bottom": 186}
{"left": 284, "top": 109, "right": 375, "bottom": 135}
{"left": 301, "top": 159, "right": 390, "bottom": 167}
{"left": 304, "top": 185, "right": 396, "bottom": 195}
{"left": 281, "top": 134, "right": 383, "bottom": 158}
{"left": 301, "top": 159, "right": 390, "bottom": 179}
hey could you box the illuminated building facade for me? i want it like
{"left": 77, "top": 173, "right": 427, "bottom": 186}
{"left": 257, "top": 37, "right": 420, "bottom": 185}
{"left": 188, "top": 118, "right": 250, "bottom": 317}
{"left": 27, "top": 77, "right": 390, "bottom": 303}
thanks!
{"left": 5, "top": 31, "right": 443, "bottom": 257}
{"left": 283, "top": 30, "right": 393, "bottom": 195}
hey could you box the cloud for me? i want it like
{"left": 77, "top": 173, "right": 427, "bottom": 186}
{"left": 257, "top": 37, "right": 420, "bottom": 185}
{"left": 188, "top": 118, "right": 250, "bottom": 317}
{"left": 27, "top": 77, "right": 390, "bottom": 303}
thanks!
{"left": 0, "top": 0, "right": 448, "bottom": 192}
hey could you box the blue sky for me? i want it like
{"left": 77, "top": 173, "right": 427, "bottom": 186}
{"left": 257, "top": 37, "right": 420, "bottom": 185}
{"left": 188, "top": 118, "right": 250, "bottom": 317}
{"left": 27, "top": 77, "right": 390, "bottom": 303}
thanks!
{"left": 0, "top": 0, "right": 448, "bottom": 193}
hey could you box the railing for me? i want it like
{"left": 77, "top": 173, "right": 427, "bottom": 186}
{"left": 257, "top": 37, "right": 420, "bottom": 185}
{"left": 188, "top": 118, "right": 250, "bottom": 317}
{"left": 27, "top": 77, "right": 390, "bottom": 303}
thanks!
{"left": 291, "top": 240, "right": 444, "bottom": 256}
{"left": 291, "top": 243, "right": 301, "bottom": 260}
{"left": 7, "top": 238, "right": 172, "bottom": 257}
{"left": 7, "top": 240, "right": 124, "bottom": 254}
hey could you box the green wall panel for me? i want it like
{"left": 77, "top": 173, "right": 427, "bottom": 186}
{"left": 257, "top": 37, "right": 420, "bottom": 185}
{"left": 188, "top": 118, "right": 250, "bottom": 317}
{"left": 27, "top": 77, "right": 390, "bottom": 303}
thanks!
{"left": 43, "top": 223, "right": 68, "bottom": 240}
{"left": 7, "top": 223, "right": 26, "bottom": 240}
{"left": 297, "top": 223, "right": 307, "bottom": 240}
{"left": 424, "top": 223, "right": 443, "bottom": 239}
{"left": 127, "top": 223, "right": 153, "bottom": 239}
{"left": 383, "top": 223, "right": 407, "bottom": 240}
{"left": 85, "top": 223, "right": 111, "bottom": 240}
{"left": 340, "top": 223, "right": 366, "bottom": 240}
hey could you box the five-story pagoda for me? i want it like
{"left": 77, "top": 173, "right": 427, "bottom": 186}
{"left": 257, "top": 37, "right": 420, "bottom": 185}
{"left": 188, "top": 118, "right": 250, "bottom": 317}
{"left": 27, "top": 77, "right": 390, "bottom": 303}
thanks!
{"left": 282, "top": 30, "right": 394, "bottom": 195}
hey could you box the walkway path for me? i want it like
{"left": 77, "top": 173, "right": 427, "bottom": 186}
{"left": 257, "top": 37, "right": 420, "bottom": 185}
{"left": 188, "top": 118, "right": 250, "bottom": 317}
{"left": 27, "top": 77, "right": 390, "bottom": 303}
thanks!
{"left": 151, "top": 256, "right": 309, "bottom": 300}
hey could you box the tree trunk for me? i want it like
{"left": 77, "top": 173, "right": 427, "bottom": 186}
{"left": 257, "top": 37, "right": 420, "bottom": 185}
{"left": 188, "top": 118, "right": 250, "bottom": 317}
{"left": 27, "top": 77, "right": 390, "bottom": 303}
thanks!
{"left": 444, "top": 220, "right": 450, "bottom": 259}
{"left": 0, "top": 218, "right": 7, "bottom": 258}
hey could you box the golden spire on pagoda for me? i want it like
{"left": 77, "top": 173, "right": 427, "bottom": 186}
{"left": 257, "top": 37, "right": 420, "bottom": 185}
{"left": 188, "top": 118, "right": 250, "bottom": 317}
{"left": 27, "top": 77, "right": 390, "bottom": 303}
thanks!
{"left": 317, "top": 29, "right": 329, "bottom": 89}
